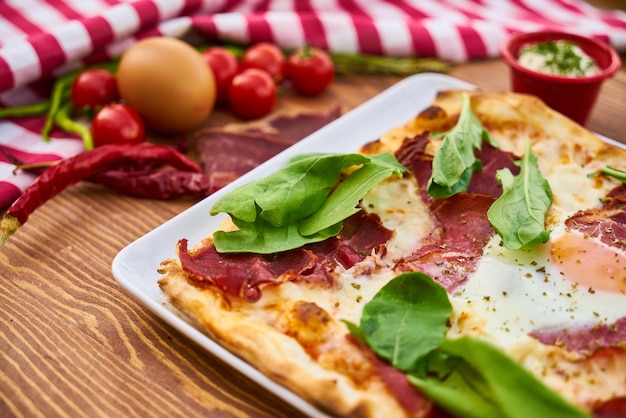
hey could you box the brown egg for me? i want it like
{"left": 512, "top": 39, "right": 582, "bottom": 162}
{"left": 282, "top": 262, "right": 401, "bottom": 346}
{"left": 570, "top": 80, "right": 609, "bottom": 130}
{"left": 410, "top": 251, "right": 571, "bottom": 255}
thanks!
{"left": 117, "top": 37, "right": 216, "bottom": 134}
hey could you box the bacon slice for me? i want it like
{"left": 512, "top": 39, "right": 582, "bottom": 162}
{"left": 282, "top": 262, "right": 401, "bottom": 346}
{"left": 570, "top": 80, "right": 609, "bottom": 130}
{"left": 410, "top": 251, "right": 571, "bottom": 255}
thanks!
{"left": 178, "top": 211, "right": 392, "bottom": 302}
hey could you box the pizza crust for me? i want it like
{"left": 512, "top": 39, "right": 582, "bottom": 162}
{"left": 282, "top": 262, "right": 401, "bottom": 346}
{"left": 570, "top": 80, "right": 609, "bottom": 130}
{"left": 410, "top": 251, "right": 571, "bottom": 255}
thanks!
{"left": 380, "top": 91, "right": 609, "bottom": 154}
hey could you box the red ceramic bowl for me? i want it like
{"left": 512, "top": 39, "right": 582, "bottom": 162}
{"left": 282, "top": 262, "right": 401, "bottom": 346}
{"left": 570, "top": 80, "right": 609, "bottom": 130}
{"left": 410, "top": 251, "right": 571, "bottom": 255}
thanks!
{"left": 500, "top": 31, "right": 621, "bottom": 125}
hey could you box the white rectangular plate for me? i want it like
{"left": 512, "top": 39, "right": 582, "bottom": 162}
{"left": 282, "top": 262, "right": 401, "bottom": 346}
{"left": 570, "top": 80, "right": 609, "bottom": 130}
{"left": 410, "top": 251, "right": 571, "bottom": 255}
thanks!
{"left": 111, "top": 73, "right": 477, "bottom": 417}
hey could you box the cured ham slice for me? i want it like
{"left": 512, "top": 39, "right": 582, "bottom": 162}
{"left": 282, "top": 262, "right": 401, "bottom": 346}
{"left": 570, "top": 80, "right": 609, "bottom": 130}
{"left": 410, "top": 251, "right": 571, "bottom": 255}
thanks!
{"left": 197, "top": 106, "right": 341, "bottom": 190}
{"left": 177, "top": 211, "right": 392, "bottom": 302}
{"left": 393, "top": 134, "right": 520, "bottom": 291}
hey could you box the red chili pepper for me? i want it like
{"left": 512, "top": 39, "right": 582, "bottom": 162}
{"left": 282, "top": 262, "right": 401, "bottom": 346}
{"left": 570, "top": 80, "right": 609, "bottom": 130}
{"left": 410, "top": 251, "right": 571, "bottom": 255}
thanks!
{"left": 0, "top": 143, "right": 205, "bottom": 248}
{"left": 87, "top": 170, "right": 215, "bottom": 200}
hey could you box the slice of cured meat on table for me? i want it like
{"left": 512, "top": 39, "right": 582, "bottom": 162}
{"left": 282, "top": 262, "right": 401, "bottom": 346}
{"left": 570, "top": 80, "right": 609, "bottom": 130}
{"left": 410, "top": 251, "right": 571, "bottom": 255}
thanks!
{"left": 196, "top": 106, "right": 341, "bottom": 191}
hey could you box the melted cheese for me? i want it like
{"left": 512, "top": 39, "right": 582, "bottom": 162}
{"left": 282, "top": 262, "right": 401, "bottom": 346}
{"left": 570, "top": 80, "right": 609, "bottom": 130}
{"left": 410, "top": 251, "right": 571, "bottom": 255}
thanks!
{"left": 530, "top": 134, "right": 620, "bottom": 224}
{"left": 361, "top": 177, "right": 434, "bottom": 262}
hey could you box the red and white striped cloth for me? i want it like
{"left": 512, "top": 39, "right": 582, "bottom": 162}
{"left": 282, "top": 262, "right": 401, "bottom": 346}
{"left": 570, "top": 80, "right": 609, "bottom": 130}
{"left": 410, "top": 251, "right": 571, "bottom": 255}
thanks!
{"left": 1, "top": 0, "right": 625, "bottom": 209}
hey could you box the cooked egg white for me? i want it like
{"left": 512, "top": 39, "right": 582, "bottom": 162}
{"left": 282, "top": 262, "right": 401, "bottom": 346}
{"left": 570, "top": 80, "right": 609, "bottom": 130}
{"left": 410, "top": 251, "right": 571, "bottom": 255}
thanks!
{"left": 451, "top": 225, "right": 626, "bottom": 351}
{"left": 447, "top": 224, "right": 626, "bottom": 408}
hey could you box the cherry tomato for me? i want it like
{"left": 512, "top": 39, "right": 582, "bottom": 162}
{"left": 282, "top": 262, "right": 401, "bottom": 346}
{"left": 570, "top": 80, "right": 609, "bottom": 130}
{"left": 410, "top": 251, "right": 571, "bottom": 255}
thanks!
{"left": 228, "top": 68, "right": 276, "bottom": 120}
{"left": 240, "top": 42, "right": 286, "bottom": 84}
{"left": 91, "top": 104, "right": 145, "bottom": 147}
{"left": 71, "top": 69, "right": 120, "bottom": 110}
{"left": 201, "top": 47, "right": 239, "bottom": 105}
{"left": 287, "top": 47, "right": 334, "bottom": 96}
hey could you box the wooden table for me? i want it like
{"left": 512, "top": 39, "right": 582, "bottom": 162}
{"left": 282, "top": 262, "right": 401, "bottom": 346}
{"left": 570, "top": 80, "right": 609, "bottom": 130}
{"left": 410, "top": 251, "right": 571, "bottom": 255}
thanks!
{"left": 2, "top": 57, "right": 625, "bottom": 418}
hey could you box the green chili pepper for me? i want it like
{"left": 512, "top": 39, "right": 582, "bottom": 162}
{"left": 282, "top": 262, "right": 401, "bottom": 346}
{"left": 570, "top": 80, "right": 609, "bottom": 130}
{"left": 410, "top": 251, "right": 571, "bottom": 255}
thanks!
{"left": 0, "top": 60, "right": 119, "bottom": 146}
{"left": 0, "top": 100, "right": 50, "bottom": 118}
{"left": 41, "top": 70, "right": 79, "bottom": 142}
{"left": 54, "top": 101, "right": 93, "bottom": 150}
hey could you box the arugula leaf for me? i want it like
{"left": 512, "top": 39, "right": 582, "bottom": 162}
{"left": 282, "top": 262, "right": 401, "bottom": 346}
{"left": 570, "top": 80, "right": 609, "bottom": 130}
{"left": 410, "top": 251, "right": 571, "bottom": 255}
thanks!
{"left": 347, "top": 272, "right": 451, "bottom": 372}
{"left": 348, "top": 273, "right": 591, "bottom": 418}
{"left": 299, "top": 153, "right": 406, "bottom": 236}
{"left": 409, "top": 337, "right": 591, "bottom": 418}
{"left": 210, "top": 153, "right": 368, "bottom": 226}
{"left": 598, "top": 165, "right": 626, "bottom": 183}
{"left": 213, "top": 216, "right": 342, "bottom": 254}
{"left": 211, "top": 152, "right": 406, "bottom": 254}
{"left": 427, "top": 92, "right": 495, "bottom": 199}
{"left": 409, "top": 351, "right": 505, "bottom": 418}
{"left": 487, "top": 141, "right": 553, "bottom": 250}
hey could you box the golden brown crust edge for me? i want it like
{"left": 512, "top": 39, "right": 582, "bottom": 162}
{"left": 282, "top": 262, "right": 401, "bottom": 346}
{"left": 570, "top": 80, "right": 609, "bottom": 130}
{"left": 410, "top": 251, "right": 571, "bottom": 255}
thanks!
{"left": 380, "top": 90, "right": 621, "bottom": 161}
{"left": 157, "top": 259, "right": 425, "bottom": 418}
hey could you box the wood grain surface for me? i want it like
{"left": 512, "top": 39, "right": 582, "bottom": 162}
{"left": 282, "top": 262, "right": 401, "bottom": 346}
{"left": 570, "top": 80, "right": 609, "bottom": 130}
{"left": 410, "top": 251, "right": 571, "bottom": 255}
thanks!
{"left": 1, "top": 54, "right": 625, "bottom": 418}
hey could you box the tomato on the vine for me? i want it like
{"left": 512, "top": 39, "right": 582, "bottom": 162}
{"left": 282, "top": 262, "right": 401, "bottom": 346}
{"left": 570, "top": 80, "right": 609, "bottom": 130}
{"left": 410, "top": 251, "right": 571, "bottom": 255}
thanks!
{"left": 287, "top": 47, "right": 334, "bottom": 96}
{"left": 201, "top": 46, "right": 239, "bottom": 105}
{"left": 71, "top": 68, "right": 120, "bottom": 110}
{"left": 228, "top": 68, "right": 276, "bottom": 120}
{"left": 240, "top": 42, "right": 286, "bottom": 84}
{"left": 91, "top": 104, "right": 145, "bottom": 147}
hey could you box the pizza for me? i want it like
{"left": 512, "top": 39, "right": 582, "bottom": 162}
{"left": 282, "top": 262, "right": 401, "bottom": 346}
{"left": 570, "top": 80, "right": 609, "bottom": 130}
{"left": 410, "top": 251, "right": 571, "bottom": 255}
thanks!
{"left": 158, "top": 90, "right": 626, "bottom": 418}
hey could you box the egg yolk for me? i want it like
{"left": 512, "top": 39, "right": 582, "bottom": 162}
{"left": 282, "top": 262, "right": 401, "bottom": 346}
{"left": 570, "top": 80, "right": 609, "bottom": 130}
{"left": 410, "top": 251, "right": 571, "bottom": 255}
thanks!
{"left": 550, "top": 230, "right": 626, "bottom": 294}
